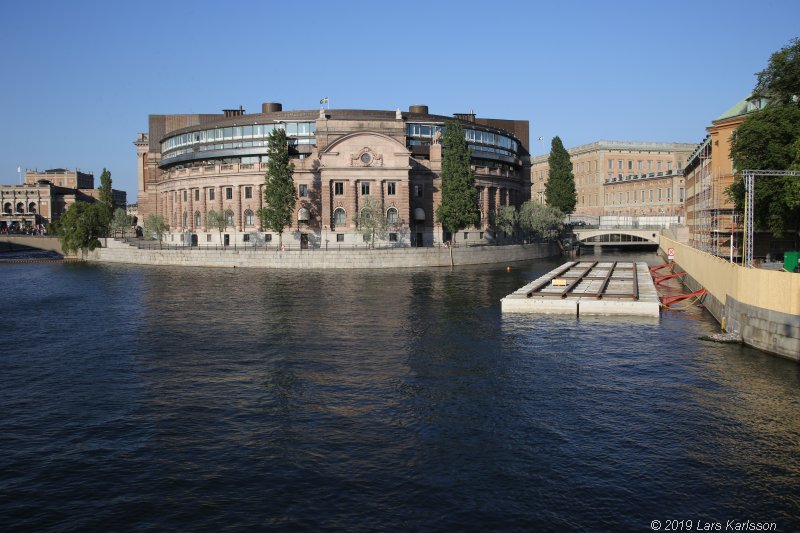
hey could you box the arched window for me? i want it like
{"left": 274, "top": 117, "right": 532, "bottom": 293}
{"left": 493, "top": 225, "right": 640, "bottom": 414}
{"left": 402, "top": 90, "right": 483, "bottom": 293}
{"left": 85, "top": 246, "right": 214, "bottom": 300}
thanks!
{"left": 387, "top": 207, "right": 398, "bottom": 224}
{"left": 16, "top": 202, "right": 24, "bottom": 213}
{"left": 244, "top": 209, "right": 254, "bottom": 226}
{"left": 183, "top": 211, "right": 188, "bottom": 228}
{"left": 360, "top": 207, "right": 372, "bottom": 222}
{"left": 333, "top": 207, "right": 346, "bottom": 225}
{"left": 28, "top": 202, "right": 37, "bottom": 214}
{"left": 3, "top": 202, "right": 11, "bottom": 214}
{"left": 194, "top": 211, "right": 201, "bottom": 227}
{"left": 225, "top": 210, "right": 234, "bottom": 226}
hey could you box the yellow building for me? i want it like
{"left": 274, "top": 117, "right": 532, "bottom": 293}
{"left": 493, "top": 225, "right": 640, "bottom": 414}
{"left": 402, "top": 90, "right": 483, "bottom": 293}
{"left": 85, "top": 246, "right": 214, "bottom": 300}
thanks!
{"left": 684, "top": 95, "right": 766, "bottom": 259}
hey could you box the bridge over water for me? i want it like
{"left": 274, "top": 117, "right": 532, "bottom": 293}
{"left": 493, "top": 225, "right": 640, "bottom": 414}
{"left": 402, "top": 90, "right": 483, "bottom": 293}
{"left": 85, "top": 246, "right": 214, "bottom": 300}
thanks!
{"left": 572, "top": 227, "right": 660, "bottom": 247}
{"left": 0, "top": 236, "right": 64, "bottom": 255}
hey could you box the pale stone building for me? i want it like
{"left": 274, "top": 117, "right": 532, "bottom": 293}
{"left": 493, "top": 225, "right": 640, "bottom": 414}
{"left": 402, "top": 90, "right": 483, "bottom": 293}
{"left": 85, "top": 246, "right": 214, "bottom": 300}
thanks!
{"left": 531, "top": 140, "right": 694, "bottom": 218}
{"left": 1, "top": 168, "right": 126, "bottom": 232}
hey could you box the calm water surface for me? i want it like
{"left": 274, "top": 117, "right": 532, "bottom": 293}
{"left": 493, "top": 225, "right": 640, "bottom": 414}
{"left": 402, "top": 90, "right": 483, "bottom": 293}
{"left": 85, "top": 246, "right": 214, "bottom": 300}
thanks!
{"left": 1, "top": 252, "right": 799, "bottom": 532}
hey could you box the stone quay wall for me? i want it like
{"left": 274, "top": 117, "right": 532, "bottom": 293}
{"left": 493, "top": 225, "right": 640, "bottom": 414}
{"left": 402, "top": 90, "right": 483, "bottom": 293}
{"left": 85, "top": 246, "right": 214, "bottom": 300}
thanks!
{"left": 84, "top": 239, "right": 559, "bottom": 270}
{"left": 660, "top": 236, "right": 800, "bottom": 361}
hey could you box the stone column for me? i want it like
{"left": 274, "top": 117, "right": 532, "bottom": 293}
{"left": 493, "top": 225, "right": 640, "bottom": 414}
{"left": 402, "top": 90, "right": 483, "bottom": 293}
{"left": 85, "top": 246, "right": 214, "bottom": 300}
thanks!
{"left": 201, "top": 187, "right": 208, "bottom": 231}
{"left": 235, "top": 184, "right": 242, "bottom": 231}
{"left": 258, "top": 184, "right": 264, "bottom": 230}
{"left": 480, "top": 186, "right": 490, "bottom": 228}
{"left": 320, "top": 178, "right": 330, "bottom": 231}
{"left": 400, "top": 180, "right": 410, "bottom": 227}
{"left": 349, "top": 180, "right": 358, "bottom": 230}
{"left": 188, "top": 188, "right": 195, "bottom": 231}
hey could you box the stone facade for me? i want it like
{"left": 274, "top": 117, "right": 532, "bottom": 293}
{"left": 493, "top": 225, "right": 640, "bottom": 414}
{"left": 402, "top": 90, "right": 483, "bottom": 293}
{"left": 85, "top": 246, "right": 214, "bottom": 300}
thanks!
{"left": 136, "top": 103, "right": 531, "bottom": 248}
{"left": 531, "top": 140, "right": 694, "bottom": 217}
{"left": 1, "top": 168, "right": 128, "bottom": 232}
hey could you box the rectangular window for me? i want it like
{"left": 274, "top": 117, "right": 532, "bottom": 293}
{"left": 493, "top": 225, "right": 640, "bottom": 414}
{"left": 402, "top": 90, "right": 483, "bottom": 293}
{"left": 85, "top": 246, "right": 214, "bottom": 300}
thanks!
{"left": 265, "top": 234, "right": 272, "bottom": 242}
{"left": 626, "top": 191, "right": 630, "bottom": 203}
{"left": 226, "top": 187, "right": 233, "bottom": 200}
{"left": 414, "top": 184, "right": 423, "bottom": 197}
{"left": 648, "top": 161, "right": 653, "bottom": 170}
{"left": 463, "top": 232, "right": 469, "bottom": 240}
{"left": 387, "top": 182, "right": 396, "bottom": 195}
{"left": 658, "top": 188, "right": 662, "bottom": 201}
{"left": 608, "top": 160, "right": 613, "bottom": 170}
{"left": 679, "top": 187, "right": 684, "bottom": 202}
{"left": 245, "top": 186, "right": 252, "bottom": 199}
{"left": 667, "top": 161, "right": 673, "bottom": 171}
{"left": 183, "top": 190, "right": 187, "bottom": 202}
{"left": 299, "top": 184, "right": 308, "bottom": 197}
{"left": 336, "top": 234, "right": 344, "bottom": 242}
{"left": 657, "top": 161, "right": 662, "bottom": 171}
{"left": 361, "top": 182, "right": 370, "bottom": 195}
{"left": 389, "top": 233, "right": 398, "bottom": 242}
{"left": 618, "top": 160, "right": 623, "bottom": 170}
{"left": 334, "top": 182, "right": 344, "bottom": 195}
{"left": 649, "top": 189, "right": 653, "bottom": 201}
{"left": 637, "top": 160, "right": 643, "bottom": 170}
{"left": 243, "top": 234, "right": 250, "bottom": 242}
{"left": 209, "top": 188, "right": 215, "bottom": 201}
{"left": 627, "top": 160, "right": 633, "bottom": 170}
{"left": 207, "top": 234, "right": 212, "bottom": 242}
{"left": 667, "top": 188, "right": 671, "bottom": 201}
{"left": 194, "top": 189, "right": 199, "bottom": 201}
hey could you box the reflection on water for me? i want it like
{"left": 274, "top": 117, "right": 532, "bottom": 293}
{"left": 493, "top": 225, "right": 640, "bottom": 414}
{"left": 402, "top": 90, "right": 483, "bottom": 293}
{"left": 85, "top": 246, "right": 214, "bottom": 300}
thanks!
{"left": 0, "top": 253, "right": 798, "bottom": 531}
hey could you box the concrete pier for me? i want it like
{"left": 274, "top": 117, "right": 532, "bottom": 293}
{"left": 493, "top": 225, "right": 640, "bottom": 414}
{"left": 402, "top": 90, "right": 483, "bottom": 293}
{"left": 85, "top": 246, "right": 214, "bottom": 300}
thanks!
{"left": 501, "top": 261, "right": 660, "bottom": 317}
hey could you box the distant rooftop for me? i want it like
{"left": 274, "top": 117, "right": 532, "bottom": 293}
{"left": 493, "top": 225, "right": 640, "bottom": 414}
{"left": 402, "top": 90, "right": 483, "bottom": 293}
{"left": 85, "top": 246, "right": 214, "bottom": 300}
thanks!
{"left": 714, "top": 94, "right": 767, "bottom": 122}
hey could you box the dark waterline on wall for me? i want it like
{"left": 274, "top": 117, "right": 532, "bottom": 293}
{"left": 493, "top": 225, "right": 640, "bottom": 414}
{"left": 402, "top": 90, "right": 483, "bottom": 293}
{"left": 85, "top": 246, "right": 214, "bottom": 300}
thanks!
{"left": 1, "top": 252, "right": 798, "bottom": 531}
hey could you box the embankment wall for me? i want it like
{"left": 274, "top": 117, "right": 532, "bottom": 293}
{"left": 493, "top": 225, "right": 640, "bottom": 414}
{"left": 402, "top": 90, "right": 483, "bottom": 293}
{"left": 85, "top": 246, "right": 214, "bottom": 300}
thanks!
{"left": 85, "top": 240, "right": 560, "bottom": 270}
{"left": 660, "top": 236, "right": 799, "bottom": 361}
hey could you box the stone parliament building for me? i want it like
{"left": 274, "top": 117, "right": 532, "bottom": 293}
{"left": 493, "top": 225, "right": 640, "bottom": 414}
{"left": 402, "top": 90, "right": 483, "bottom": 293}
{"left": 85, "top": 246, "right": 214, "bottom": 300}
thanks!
{"left": 135, "top": 102, "right": 530, "bottom": 247}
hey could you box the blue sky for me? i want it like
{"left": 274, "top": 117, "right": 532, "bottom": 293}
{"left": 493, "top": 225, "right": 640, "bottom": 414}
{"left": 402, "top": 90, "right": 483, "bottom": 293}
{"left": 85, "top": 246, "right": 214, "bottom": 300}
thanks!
{"left": 1, "top": 0, "right": 798, "bottom": 201}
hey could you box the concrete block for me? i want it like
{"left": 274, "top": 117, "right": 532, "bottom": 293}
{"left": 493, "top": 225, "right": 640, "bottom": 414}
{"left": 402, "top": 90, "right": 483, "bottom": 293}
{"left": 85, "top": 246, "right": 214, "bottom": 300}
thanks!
{"left": 501, "top": 296, "right": 578, "bottom": 315}
{"left": 578, "top": 298, "right": 660, "bottom": 318}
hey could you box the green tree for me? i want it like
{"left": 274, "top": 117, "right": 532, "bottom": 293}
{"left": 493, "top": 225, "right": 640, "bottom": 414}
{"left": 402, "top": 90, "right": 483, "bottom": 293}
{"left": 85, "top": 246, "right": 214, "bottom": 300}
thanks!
{"left": 259, "top": 127, "right": 296, "bottom": 248}
{"left": 519, "top": 201, "right": 564, "bottom": 240}
{"left": 545, "top": 136, "right": 577, "bottom": 214}
{"left": 436, "top": 120, "right": 479, "bottom": 256}
{"left": 728, "top": 88, "right": 800, "bottom": 239}
{"left": 97, "top": 168, "right": 114, "bottom": 226}
{"left": 353, "top": 195, "right": 388, "bottom": 248}
{"left": 754, "top": 37, "right": 800, "bottom": 106}
{"left": 493, "top": 205, "right": 518, "bottom": 240}
{"left": 207, "top": 209, "right": 228, "bottom": 244}
{"left": 110, "top": 208, "right": 132, "bottom": 237}
{"left": 143, "top": 213, "right": 168, "bottom": 248}
{"left": 58, "top": 201, "right": 109, "bottom": 254}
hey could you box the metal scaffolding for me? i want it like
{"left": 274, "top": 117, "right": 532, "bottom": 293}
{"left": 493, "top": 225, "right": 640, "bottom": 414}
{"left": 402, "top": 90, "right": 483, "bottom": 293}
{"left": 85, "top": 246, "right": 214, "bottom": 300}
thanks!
{"left": 741, "top": 169, "right": 800, "bottom": 268}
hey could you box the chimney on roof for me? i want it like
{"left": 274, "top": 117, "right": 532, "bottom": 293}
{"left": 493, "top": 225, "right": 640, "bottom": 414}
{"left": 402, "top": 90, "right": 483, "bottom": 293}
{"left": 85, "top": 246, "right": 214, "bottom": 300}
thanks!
{"left": 453, "top": 112, "right": 476, "bottom": 123}
{"left": 223, "top": 106, "right": 246, "bottom": 117}
{"left": 262, "top": 102, "right": 283, "bottom": 113}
